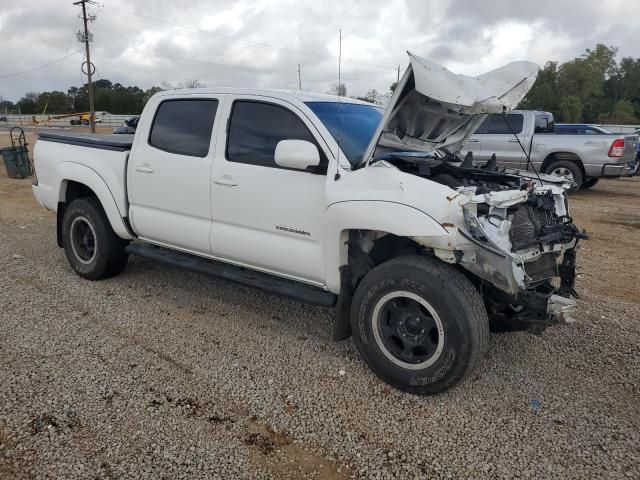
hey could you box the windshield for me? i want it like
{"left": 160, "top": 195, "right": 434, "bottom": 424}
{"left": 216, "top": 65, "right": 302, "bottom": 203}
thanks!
{"left": 306, "top": 102, "right": 383, "bottom": 165}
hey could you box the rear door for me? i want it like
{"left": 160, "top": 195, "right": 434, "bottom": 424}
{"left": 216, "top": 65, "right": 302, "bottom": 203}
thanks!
{"left": 128, "top": 96, "right": 222, "bottom": 254}
{"left": 210, "top": 96, "right": 328, "bottom": 285}
{"left": 478, "top": 113, "right": 526, "bottom": 168}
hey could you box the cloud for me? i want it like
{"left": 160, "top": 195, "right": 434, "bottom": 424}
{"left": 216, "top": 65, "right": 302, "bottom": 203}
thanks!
{"left": 0, "top": 0, "right": 638, "bottom": 104}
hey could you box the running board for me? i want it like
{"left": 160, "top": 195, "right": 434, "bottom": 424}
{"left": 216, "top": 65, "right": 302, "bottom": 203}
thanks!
{"left": 125, "top": 243, "right": 337, "bottom": 308}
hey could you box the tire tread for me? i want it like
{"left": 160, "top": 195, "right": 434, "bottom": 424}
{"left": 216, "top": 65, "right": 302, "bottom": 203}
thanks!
{"left": 351, "top": 254, "right": 489, "bottom": 394}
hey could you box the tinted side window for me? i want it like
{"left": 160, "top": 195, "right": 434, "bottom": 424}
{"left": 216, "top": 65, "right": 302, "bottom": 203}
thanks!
{"left": 227, "top": 101, "right": 323, "bottom": 168}
{"left": 484, "top": 114, "right": 524, "bottom": 134}
{"left": 149, "top": 99, "right": 218, "bottom": 157}
{"left": 473, "top": 118, "right": 488, "bottom": 134}
{"left": 534, "top": 114, "right": 555, "bottom": 134}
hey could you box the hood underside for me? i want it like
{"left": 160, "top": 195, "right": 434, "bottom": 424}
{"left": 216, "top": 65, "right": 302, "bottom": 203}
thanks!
{"left": 358, "top": 52, "right": 539, "bottom": 168}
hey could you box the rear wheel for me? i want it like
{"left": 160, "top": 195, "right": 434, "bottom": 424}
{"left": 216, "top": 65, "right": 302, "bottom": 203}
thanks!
{"left": 62, "top": 197, "right": 128, "bottom": 280}
{"left": 545, "top": 160, "right": 583, "bottom": 193}
{"left": 580, "top": 178, "right": 599, "bottom": 189}
{"left": 350, "top": 256, "right": 489, "bottom": 395}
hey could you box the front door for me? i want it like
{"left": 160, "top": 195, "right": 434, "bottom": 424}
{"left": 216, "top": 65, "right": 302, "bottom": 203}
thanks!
{"left": 210, "top": 97, "right": 328, "bottom": 285}
{"left": 128, "top": 96, "right": 222, "bottom": 254}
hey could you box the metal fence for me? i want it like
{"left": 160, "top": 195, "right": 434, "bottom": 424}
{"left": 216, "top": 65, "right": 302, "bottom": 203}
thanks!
{"left": 599, "top": 124, "right": 640, "bottom": 134}
{"left": 0, "top": 114, "right": 135, "bottom": 128}
{"left": 2, "top": 113, "right": 639, "bottom": 133}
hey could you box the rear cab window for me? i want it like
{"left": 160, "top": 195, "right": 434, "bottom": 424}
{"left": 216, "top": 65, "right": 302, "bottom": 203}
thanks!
{"left": 149, "top": 99, "right": 219, "bottom": 157}
{"left": 534, "top": 113, "right": 555, "bottom": 134}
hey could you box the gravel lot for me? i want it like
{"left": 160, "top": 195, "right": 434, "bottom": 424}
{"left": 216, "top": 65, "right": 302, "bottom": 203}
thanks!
{"left": 1, "top": 132, "right": 639, "bottom": 479}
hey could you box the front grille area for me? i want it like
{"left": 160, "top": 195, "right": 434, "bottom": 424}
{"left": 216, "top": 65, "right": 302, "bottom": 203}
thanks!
{"left": 523, "top": 252, "right": 558, "bottom": 282}
{"left": 510, "top": 205, "right": 557, "bottom": 250}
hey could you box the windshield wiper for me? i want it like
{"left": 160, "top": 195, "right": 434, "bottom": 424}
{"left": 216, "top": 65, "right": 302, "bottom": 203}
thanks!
{"left": 370, "top": 151, "right": 439, "bottom": 164}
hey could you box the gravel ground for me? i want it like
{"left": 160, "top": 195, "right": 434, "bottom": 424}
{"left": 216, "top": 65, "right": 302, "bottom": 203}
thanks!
{"left": 0, "top": 137, "right": 639, "bottom": 479}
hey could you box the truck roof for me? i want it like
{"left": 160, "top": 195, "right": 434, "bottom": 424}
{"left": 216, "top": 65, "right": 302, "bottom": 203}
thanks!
{"left": 154, "top": 87, "right": 376, "bottom": 106}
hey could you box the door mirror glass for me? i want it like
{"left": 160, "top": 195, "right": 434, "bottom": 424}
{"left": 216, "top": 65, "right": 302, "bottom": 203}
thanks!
{"left": 274, "top": 140, "right": 320, "bottom": 170}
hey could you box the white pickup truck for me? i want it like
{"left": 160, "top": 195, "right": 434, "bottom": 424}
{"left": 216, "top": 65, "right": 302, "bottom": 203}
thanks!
{"left": 463, "top": 110, "right": 639, "bottom": 191}
{"left": 32, "top": 53, "right": 586, "bottom": 394}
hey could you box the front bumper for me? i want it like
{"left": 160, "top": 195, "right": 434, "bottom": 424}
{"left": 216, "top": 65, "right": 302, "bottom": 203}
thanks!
{"left": 547, "top": 294, "right": 576, "bottom": 323}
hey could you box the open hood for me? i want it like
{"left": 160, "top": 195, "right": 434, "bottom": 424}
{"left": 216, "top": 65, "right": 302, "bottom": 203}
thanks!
{"left": 358, "top": 52, "right": 539, "bottom": 168}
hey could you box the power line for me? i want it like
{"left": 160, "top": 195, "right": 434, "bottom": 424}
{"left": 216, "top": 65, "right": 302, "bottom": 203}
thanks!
{"left": 92, "top": 44, "right": 299, "bottom": 77}
{"left": 92, "top": 43, "right": 378, "bottom": 87}
{"left": 98, "top": 6, "right": 398, "bottom": 69}
{"left": 0, "top": 52, "right": 80, "bottom": 79}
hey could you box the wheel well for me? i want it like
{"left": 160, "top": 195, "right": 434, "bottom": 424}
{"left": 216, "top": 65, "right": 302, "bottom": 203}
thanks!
{"left": 368, "top": 233, "right": 422, "bottom": 266}
{"left": 64, "top": 180, "right": 97, "bottom": 203}
{"left": 333, "top": 230, "right": 426, "bottom": 342}
{"left": 541, "top": 152, "right": 585, "bottom": 177}
{"left": 346, "top": 230, "right": 424, "bottom": 286}
{"left": 57, "top": 181, "right": 98, "bottom": 248}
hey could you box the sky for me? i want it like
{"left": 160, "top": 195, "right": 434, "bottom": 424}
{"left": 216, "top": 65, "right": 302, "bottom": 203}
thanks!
{"left": 1, "top": 0, "right": 639, "bottom": 104}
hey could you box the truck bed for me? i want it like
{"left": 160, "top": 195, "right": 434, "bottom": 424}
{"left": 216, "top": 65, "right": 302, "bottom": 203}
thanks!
{"left": 38, "top": 132, "right": 134, "bottom": 152}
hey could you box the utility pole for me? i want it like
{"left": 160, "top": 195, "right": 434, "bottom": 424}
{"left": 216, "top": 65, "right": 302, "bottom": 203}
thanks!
{"left": 338, "top": 29, "right": 342, "bottom": 96}
{"left": 397, "top": 64, "right": 400, "bottom": 84}
{"left": 297, "top": 64, "right": 302, "bottom": 90}
{"left": 74, "top": 0, "right": 96, "bottom": 133}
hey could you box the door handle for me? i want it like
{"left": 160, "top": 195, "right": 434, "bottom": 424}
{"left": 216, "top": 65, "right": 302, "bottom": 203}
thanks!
{"left": 135, "top": 164, "right": 154, "bottom": 173}
{"left": 213, "top": 176, "right": 238, "bottom": 187}
{"left": 508, "top": 139, "right": 520, "bottom": 143}
{"left": 467, "top": 138, "right": 479, "bottom": 143}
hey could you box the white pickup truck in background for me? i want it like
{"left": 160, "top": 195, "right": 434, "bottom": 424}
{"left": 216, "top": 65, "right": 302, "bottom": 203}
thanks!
{"left": 463, "top": 110, "right": 638, "bottom": 191}
{"left": 31, "top": 53, "right": 587, "bottom": 394}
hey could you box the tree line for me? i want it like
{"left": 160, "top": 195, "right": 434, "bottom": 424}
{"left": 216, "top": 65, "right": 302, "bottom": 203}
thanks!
{"left": 337, "top": 44, "right": 640, "bottom": 125}
{"left": 514, "top": 44, "right": 639, "bottom": 123}
{"left": 0, "top": 80, "right": 164, "bottom": 116}
{"left": 2, "top": 44, "right": 639, "bottom": 124}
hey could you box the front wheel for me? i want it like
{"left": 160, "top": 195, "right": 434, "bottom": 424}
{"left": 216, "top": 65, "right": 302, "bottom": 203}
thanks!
{"left": 62, "top": 197, "right": 129, "bottom": 280}
{"left": 350, "top": 256, "right": 489, "bottom": 395}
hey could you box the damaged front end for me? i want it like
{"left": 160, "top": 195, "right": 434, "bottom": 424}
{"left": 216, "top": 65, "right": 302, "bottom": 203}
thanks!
{"left": 358, "top": 52, "right": 587, "bottom": 331}
{"left": 381, "top": 150, "right": 587, "bottom": 332}
{"left": 456, "top": 182, "right": 586, "bottom": 331}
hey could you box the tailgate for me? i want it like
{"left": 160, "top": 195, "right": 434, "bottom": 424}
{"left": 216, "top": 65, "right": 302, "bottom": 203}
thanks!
{"left": 623, "top": 135, "right": 639, "bottom": 160}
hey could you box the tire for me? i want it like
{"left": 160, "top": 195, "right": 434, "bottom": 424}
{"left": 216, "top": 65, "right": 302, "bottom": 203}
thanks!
{"left": 350, "top": 255, "right": 489, "bottom": 395}
{"left": 544, "top": 160, "right": 583, "bottom": 193}
{"left": 62, "top": 197, "right": 129, "bottom": 280}
{"left": 580, "top": 178, "right": 599, "bottom": 189}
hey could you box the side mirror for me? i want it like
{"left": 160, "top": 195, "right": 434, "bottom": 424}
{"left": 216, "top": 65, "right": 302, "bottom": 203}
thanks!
{"left": 274, "top": 140, "right": 320, "bottom": 170}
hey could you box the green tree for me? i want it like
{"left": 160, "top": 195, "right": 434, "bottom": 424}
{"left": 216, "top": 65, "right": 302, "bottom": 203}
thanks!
{"left": 558, "top": 96, "right": 583, "bottom": 122}
{"left": 520, "top": 62, "right": 558, "bottom": 112}
{"left": 37, "top": 91, "right": 70, "bottom": 114}
{"left": 600, "top": 100, "right": 638, "bottom": 124}
{"left": 144, "top": 86, "right": 163, "bottom": 104}
{"left": 17, "top": 92, "right": 39, "bottom": 114}
{"left": 0, "top": 97, "right": 15, "bottom": 113}
{"left": 353, "top": 89, "right": 383, "bottom": 104}
{"left": 329, "top": 83, "right": 347, "bottom": 97}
